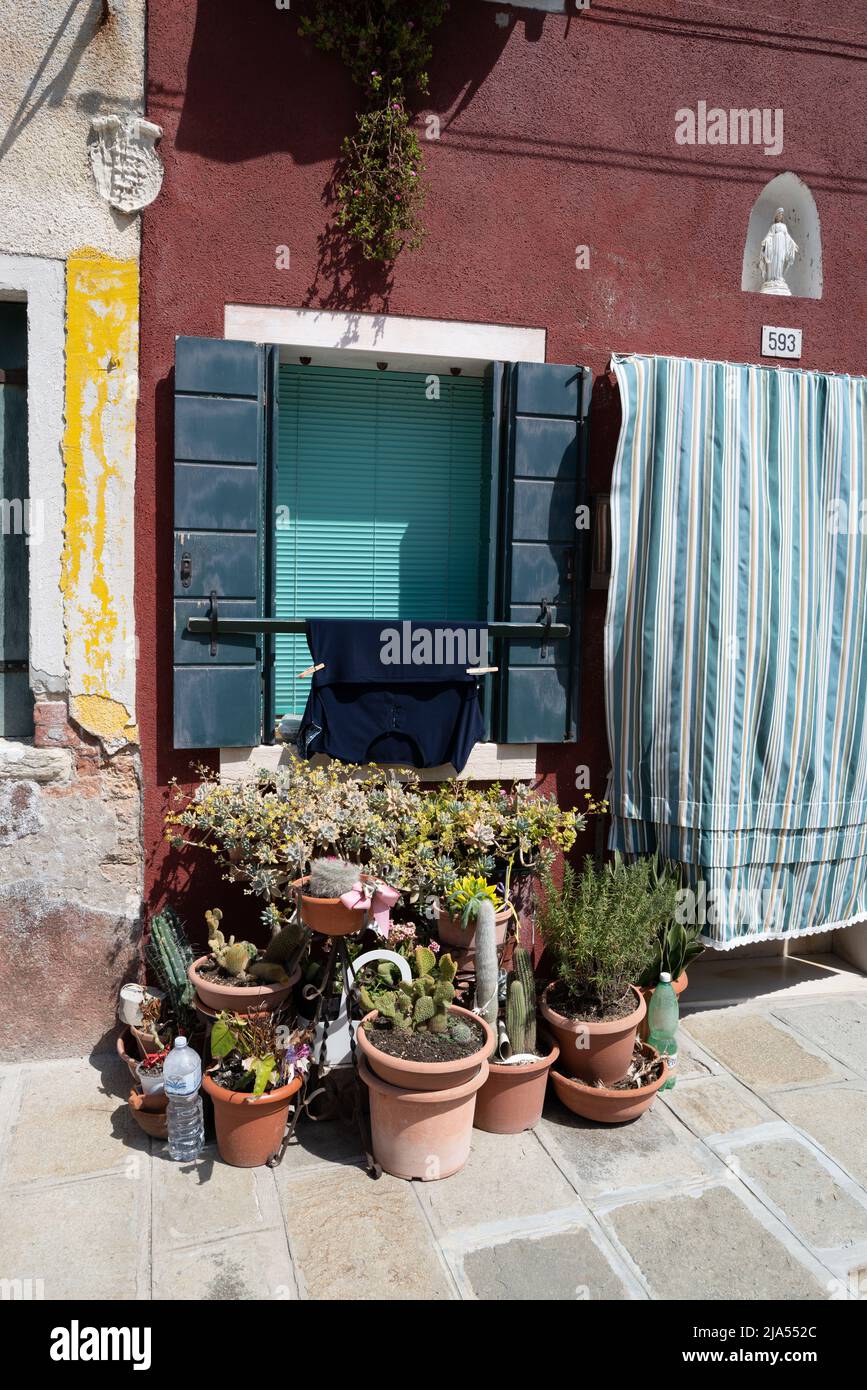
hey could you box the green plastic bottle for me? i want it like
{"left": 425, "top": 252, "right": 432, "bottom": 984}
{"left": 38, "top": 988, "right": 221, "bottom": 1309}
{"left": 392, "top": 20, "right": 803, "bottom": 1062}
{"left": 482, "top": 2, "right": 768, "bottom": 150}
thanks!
{"left": 647, "top": 971, "right": 678, "bottom": 1090}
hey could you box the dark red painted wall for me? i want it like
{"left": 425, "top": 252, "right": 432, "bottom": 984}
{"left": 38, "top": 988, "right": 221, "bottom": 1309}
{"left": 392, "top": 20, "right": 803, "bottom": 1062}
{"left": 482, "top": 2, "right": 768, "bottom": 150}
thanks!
{"left": 138, "top": 0, "right": 867, "bottom": 918}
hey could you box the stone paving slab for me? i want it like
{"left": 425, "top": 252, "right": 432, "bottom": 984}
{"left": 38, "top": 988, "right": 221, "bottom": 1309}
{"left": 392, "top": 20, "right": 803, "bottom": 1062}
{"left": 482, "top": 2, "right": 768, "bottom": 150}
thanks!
{"left": 278, "top": 1117, "right": 365, "bottom": 1175}
{"left": 603, "top": 1184, "right": 831, "bottom": 1300}
{"left": 152, "top": 1144, "right": 284, "bottom": 1248}
{"left": 770, "top": 999, "right": 867, "bottom": 1077}
{"left": 277, "top": 1163, "right": 456, "bottom": 1300}
{"left": 771, "top": 1083, "right": 867, "bottom": 1187}
{"left": 538, "top": 1095, "right": 719, "bottom": 1200}
{"left": 415, "top": 1127, "right": 577, "bottom": 1235}
{"left": 153, "top": 1230, "right": 298, "bottom": 1301}
{"left": 718, "top": 1134, "right": 867, "bottom": 1252}
{"left": 682, "top": 1011, "right": 841, "bottom": 1090}
{"left": 661, "top": 1076, "right": 773, "bottom": 1137}
{"left": 461, "top": 1225, "right": 633, "bottom": 1301}
{"left": 0, "top": 1172, "right": 144, "bottom": 1300}
{"left": 4, "top": 1055, "right": 146, "bottom": 1185}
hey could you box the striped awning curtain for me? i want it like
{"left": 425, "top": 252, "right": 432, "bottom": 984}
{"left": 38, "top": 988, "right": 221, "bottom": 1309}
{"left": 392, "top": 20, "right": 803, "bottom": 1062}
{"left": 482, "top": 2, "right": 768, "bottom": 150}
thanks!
{"left": 605, "top": 353, "right": 867, "bottom": 948}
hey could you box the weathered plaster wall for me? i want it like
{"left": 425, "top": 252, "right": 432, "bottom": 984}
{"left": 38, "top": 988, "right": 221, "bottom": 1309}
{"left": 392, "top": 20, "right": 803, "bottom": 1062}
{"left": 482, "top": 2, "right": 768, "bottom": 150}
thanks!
{"left": 0, "top": 0, "right": 145, "bottom": 260}
{"left": 0, "top": 0, "right": 147, "bottom": 1059}
{"left": 138, "top": 2, "right": 867, "bottom": 947}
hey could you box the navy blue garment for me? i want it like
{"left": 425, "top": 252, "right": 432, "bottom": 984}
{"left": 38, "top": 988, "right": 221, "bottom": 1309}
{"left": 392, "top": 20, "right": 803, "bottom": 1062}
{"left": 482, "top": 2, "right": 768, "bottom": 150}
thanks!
{"left": 297, "top": 619, "right": 486, "bottom": 772}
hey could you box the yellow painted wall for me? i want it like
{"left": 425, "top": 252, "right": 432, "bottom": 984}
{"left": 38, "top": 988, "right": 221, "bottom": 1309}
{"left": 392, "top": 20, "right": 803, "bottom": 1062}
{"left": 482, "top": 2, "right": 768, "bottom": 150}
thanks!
{"left": 61, "top": 249, "right": 139, "bottom": 746}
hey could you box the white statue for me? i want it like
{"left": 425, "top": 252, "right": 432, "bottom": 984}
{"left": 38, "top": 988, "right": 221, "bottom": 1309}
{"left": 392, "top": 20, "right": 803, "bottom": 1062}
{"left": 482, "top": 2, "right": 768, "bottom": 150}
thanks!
{"left": 759, "top": 208, "right": 799, "bottom": 295}
{"left": 89, "top": 115, "right": 164, "bottom": 214}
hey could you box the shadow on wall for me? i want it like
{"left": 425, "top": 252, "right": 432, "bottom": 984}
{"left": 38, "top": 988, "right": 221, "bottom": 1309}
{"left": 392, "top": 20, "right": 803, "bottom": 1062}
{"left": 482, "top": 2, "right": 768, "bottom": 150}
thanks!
{"left": 166, "top": 2, "right": 511, "bottom": 311}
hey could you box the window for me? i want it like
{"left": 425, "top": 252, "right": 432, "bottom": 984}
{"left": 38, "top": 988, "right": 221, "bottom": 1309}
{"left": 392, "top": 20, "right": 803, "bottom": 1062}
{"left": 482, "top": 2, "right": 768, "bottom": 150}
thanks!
{"left": 0, "top": 301, "right": 32, "bottom": 738}
{"left": 172, "top": 338, "right": 590, "bottom": 752}
{"left": 274, "top": 364, "right": 489, "bottom": 719}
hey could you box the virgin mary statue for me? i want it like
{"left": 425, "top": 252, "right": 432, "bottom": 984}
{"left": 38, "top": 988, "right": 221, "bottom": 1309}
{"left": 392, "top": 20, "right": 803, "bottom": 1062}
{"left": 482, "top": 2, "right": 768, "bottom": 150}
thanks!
{"left": 759, "top": 208, "right": 799, "bottom": 295}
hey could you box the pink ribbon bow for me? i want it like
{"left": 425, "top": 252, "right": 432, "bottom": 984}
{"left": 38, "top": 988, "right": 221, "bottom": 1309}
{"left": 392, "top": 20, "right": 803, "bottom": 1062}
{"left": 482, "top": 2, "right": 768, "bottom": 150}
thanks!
{"left": 340, "top": 880, "right": 401, "bottom": 935}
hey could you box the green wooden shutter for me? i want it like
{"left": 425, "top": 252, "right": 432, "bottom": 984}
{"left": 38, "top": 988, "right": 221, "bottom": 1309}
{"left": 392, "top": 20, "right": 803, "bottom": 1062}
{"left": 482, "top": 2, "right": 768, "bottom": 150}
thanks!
{"left": 491, "top": 360, "right": 592, "bottom": 743}
{"left": 273, "top": 365, "right": 488, "bottom": 718}
{"left": 0, "top": 303, "right": 32, "bottom": 738}
{"left": 173, "top": 336, "right": 267, "bottom": 748}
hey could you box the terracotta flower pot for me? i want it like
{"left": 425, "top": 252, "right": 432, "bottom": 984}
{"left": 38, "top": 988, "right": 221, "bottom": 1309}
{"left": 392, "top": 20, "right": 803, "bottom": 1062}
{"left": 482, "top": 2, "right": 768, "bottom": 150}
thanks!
{"left": 291, "top": 875, "right": 369, "bottom": 937}
{"left": 128, "top": 1087, "right": 168, "bottom": 1139}
{"left": 473, "top": 1037, "right": 560, "bottom": 1134}
{"left": 357, "top": 1004, "right": 495, "bottom": 1092}
{"left": 637, "top": 970, "right": 688, "bottom": 1041}
{"left": 358, "top": 1055, "right": 489, "bottom": 1180}
{"left": 540, "top": 983, "right": 646, "bottom": 1087}
{"left": 188, "top": 957, "right": 299, "bottom": 1016}
{"left": 437, "top": 906, "right": 512, "bottom": 956}
{"left": 550, "top": 1044, "right": 668, "bottom": 1123}
{"left": 202, "top": 1071, "right": 303, "bottom": 1168}
{"left": 116, "top": 1027, "right": 142, "bottom": 1082}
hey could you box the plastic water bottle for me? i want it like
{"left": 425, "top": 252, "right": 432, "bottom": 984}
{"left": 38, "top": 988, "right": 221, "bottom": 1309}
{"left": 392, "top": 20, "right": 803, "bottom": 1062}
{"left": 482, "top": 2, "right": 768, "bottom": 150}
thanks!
{"left": 163, "top": 1036, "right": 204, "bottom": 1161}
{"left": 647, "top": 972, "right": 678, "bottom": 1090}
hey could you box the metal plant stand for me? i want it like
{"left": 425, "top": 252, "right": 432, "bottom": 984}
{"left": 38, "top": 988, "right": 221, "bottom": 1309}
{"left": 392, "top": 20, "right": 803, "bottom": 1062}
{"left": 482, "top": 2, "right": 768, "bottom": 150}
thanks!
{"left": 267, "top": 930, "right": 380, "bottom": 1176}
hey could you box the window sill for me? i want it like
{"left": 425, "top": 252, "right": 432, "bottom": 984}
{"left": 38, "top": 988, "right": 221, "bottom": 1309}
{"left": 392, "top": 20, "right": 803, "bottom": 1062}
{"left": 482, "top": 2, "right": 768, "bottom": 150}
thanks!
{"left": 219, "top": 742, "right": 537, "bottom": 783}
{"left": 0, "top": 740, "right": 73, "bottom": 783}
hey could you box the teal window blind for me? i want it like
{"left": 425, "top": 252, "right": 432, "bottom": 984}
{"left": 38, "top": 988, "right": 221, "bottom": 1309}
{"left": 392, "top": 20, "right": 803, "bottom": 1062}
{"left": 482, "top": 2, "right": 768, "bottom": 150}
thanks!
{"left": 274, "top": 364, "right": 488, "bottom": 718}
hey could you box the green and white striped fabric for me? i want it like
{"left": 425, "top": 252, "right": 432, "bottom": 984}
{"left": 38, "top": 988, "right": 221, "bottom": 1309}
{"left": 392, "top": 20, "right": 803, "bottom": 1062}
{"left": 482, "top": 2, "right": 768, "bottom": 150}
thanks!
{"left": 605, "top": 353, "right": 867, "bottom": 947}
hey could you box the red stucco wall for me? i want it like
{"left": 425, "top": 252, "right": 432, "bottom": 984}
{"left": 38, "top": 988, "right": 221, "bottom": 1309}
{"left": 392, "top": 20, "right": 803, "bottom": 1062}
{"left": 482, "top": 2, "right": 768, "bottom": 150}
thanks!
{"left": 138, "top": 0, "right": 867, "bottom": 919}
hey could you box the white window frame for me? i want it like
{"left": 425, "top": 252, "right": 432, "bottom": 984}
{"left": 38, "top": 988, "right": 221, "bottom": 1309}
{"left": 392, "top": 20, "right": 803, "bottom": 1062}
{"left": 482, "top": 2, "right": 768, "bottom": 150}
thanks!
{"left": 221, "top": 304, "right": 547, "bottom": 781}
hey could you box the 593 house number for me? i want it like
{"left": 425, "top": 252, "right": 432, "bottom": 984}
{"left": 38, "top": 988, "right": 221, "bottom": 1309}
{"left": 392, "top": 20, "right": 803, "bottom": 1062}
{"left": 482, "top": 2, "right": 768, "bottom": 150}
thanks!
{"left": 761, "top": 325, "right": 802, "bottom": 359}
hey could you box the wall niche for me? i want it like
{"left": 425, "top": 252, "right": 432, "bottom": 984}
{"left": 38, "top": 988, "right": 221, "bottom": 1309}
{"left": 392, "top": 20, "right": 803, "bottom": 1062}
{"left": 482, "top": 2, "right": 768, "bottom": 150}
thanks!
{"left": 741, "top": 172, "right": 822, "bottom": 300}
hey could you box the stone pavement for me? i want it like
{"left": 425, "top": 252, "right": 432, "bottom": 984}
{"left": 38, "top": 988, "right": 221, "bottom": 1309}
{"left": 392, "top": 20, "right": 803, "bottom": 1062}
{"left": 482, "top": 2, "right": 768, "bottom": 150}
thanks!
{"left": 2, "top": 992, "right": 867, "bottom": 1301}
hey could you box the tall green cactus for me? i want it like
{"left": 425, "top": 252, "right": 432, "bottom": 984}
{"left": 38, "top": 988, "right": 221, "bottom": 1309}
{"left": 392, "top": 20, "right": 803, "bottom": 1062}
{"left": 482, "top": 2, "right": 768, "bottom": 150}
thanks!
{"left": 145, "top": 908, "right": 196, "bottom": 1031}
{"left": 512, "top": 947, "right": 537, "bottom": 1054}
{"left": 504, "top": 947, "right": 537, "bottom": 1054}
{"left": 473, "top": 899, "right": 499, "bottom": 1029}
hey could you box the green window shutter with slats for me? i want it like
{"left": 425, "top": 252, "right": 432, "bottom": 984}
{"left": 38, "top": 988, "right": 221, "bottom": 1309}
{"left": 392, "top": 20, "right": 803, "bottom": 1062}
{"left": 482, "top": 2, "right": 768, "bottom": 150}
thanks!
{"left": 490, "top": 360, "right": 592, "bottom": 743}
{"left": 173, "top": 336, "right": 269, "bottom": 748}
{"left": 273, "top": 366, "right": 488, "bottom": 719}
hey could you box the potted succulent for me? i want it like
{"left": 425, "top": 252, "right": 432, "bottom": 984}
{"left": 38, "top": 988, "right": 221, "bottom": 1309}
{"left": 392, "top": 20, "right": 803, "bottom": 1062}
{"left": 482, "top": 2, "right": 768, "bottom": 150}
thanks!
{"left": 470, "top": 901, "right": 559, "bottom": 1134}
{"left": 637, "top": 908, "right": 705, "bottom": 1023}
{"left": 202, "top": 1011, "right": 312, "bottom": 1167}
{"left": 537, "top": 856, "right": 666, "bottom": 1087}
{"left": 356, "top": 945, "right": 494, "bottom": 1179}
{"left": 436, "top": 874, "right": 513, "bottom": 953}
{"left": 291, "top": 857, "right": 399, "bottom": 938}
{"left": 188, "top": 908, "right": 306, "bottom": 1014}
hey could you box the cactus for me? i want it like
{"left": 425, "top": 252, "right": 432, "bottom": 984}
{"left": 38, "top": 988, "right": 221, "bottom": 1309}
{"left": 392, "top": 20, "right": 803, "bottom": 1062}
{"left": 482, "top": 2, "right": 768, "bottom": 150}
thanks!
{"left": 145, "top": 908, "right": 195, "bottom": 1021}
{"left": 473, "top": 899, "right": 499, "bottom": 1029}
{"left": 309, "top": 857, "right": 361, "bottom": 898}
{"left": 513, "top": 947, "right": 537, "bottom": 1054}
{"left": 206, "top": 909, "right": 257, "bottom": 978}
{"left": 263, "top": 920, "right": 306, "bottom": 968}
{"left": 248, "top": 961, "right": 291, "bottom": 984}
{"left": 359, "top": 950, "right": 458, "bottom": 1036}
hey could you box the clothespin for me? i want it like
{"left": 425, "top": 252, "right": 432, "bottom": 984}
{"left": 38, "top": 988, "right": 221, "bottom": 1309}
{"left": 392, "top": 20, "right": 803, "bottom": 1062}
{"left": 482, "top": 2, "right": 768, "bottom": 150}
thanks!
{"left": 297, "top": 662, "right": 325, "bottom": 679}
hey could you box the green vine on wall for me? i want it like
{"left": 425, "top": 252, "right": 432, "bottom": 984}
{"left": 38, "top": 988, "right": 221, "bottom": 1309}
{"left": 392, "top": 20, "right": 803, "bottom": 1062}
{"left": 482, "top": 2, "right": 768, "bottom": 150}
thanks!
{"left": 299, "top": 1, "right": 449, "bottom": 263}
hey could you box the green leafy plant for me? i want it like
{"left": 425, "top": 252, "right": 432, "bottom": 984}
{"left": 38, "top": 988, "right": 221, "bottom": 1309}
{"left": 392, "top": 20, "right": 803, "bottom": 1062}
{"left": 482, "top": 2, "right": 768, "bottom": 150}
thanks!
{"left": 209, "top": 1012, "right": 312, "bottom": 1098}
{"left": 360, "top": 945, "right": 470, "bottom": 1039}
{"left": 444, "top": 874, "right": 504, "bottom": 929}
{"left": 537, "top": 855, "right": 678, "bottom": 1016}
{"left": 299, "top": 1, "right": 450, "bottom": 261}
